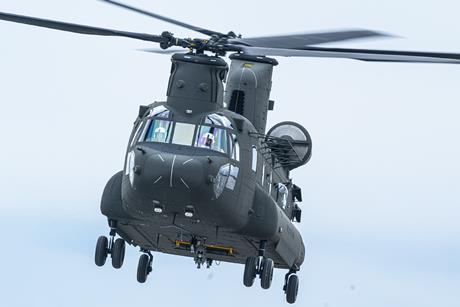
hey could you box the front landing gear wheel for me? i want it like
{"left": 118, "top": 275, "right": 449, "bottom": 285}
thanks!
{"left": 137, "top": 254, "right": 151, "bottom": 283}
{"left": 243, "top": 256, "right": 258, "bottom": 287}
{"left": 111, "top": 238, "right": 126, "bottom": 269}
{"left": 260, "top": 258, "right": 274, "bottom": 289}
{"left": 95, "top": 236, "right": 108, "bottom": 267}
{"left": 286, "top": 274, "right": 299, "bottom": 304}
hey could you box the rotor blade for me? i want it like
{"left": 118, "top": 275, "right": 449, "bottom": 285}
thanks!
{"left": 100, "top": 0, "right": 225, "bottom": 37}
{"left": 0, "top": 11, "right": 164, "bottom": 43}
{"left": 230, "top": 30, "right": 392, "bottom": 48}
{"left": 240, "top": 46, "right": 460, "bottom": 64}
{"left": 139, "top": 48, "right": 187, "bottom": 55}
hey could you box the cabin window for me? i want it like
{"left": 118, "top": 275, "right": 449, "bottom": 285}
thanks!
{"left": 172, "top": 122, "right": 196, "bottom": 146}
{"left": 141, "top": 119, "right": 173, "bottom": 143}
{"left": 195, "top": 126, "right": 230, "bottom": 154}
{"left": 251, "top": 146, "right": 257, "bottom": 172}
{"left": 147, "top": 105, "right": 170, "bottom": 118}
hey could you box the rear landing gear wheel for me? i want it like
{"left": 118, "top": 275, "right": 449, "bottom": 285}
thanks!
{"left": 95, "top": 236, "right": 108, "bottom": 267}
{"left": 111, "top": 238, "right": 126, "bottom": 269}
{"left": 243, "top": 256, "right": 258, "bottom": 287}
{"left": 137, "top": 253, "right": 152, "bottom": 283}
{"left": 260, "top": 258, "right": 274, "bottom": 289}
{"left": 286, "top": 274, "right": 299, "bottom": 304}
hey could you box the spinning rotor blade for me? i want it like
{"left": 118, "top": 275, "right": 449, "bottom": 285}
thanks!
{"left": 230, "top": 30, "right": 392, "bottom": 48}
{"left": 0, "top": 11, "right": 164, "bottom": 43}
{"left": 139, "top": 48, "right": 187, "bottom": 54}
{"left": 100, "top": 0, "right": 225, "bottom": 37}
{"left": 240, "top": 45, "right": 460, "bottom": 64}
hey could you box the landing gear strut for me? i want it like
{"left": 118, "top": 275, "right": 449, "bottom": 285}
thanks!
{"left": 94, "top": 220, "right": 126, "bottom": 269}
{"left": 243, "top": 240, "right": 274, "bottom": 290}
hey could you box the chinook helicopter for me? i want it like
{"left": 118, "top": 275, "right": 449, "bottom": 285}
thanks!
{"left": 2, "top": 0, "right": 460, "bottom": 304}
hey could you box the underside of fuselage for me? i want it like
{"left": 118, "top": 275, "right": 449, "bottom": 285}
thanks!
{"left": 101, "top": 170, "right": 294, "bottom": 269}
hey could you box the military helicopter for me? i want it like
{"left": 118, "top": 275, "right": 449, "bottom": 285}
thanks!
{"left": 1, "top": 0, "right": 460, "bottom": 304}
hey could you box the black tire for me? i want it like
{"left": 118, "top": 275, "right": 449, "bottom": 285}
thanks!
{"left": 95, "top": 236, "right": 108, "bottom": 267}
{"left": 243, "top": 256, "right": 258, "bottom": 287}
{"left": 260, "top": 258, "right": 274, "bottom": 289}
{"left": 286, "top": 274, "right": 299, "bottom": 304}
{"left": 111, "top": 238, "right": 126, "bottom": 269}
{"left": 137, "top": 254, "right": 150, "bottom": 283}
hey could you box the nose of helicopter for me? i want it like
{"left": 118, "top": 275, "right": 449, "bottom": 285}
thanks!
{"left": 145, "top": 151, "right": 206, "bottom": 190}
{"left": 124, "top": 146, "right": 229, "bottom": 215}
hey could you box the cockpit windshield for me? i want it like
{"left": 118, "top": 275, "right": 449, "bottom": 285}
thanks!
{"left": 141, "top": 119, "right": 172, "bottom": 143}
{"left": 195, "top": 125, "right": 230, "bottom": 154}
{"left": 134, "top": 108, "right": 239, "bottom": 159}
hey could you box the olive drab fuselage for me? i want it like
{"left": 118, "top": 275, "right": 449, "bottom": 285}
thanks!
{"left": 101, "top": 53, "right": 306, "bottom": 270}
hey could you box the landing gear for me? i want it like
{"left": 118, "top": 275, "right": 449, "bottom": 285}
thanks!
{"left": 243, "top": 256, "right": 258, "bottom": 287}
{"left": 283, "top": 270, "right": 300, "bottom": 304}
{"left": 94, "top": 220, "right": 126, "bottom": 269}
{"left": 137, "top": 250, "right": 153, "bottom": 283}
{"left": 95, "top": 236, "right": 108, "bottom": 267}
{"left": 111, "top": 238, "right": 126, "bottom": 269}
{"left": 243, "top": 240, "right": 274, "bottom": 290}
{"left": 94, "top": 220, "right": 155, "bottom": 283}
{"left": 243, "top": 240, "right": 300, "bottom": 303}
{"left": 260, "top": 257, "right": 274, "bottom": 289}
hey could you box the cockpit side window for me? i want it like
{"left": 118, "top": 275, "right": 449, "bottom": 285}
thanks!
{"left": 147, "top": 105, "right": 170, "bottom": 118}
{"left": 141, "top": 119, "right": 173, "bottom": 143}
{"left": 130, "top": 121, "right": 144, "bottom": 147}
{"left": 203, "top": 113, "right": 234, "bottom": 129}
{"left": 195, "top": 125, "right": 230, "bottom": 154}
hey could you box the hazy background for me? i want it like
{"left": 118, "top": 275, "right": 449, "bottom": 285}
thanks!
{"left": 0, "top": 0, "right": 459, "bottom": 306}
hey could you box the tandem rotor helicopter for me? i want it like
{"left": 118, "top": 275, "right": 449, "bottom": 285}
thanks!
{"left": 2, "top": 0, "right": 460, "bottom": 304}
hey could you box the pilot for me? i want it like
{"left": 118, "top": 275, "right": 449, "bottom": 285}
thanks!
{"left": 198, "top": 132, "right": 215, "bottom": 149}
{"left": 153, "top": 126, "right": 167, "bottom": 142}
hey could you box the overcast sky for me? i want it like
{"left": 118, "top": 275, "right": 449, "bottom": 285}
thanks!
{"left": 0, "top": 1, "right": 459, "bottom": 306}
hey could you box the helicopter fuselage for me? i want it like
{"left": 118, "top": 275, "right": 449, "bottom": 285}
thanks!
{"left": 101, "top": 53, "right": 306, "bottom": 270}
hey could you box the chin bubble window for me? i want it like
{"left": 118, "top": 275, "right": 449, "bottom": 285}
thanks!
{"left": 141, "top": 119, "right": 173, "bottom": 143}
{"left": 195, "top": 125, "right": 230, "bottom": 154}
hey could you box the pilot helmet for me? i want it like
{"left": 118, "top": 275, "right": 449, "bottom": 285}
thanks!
{"left": 204, "top": 132, "right": 215, "bottom": 147}
{"left": 198, "top": 132, "right": 214, "bottom": 148}
{"left": 154, "top": 126, "right": 166, "bottom": 140}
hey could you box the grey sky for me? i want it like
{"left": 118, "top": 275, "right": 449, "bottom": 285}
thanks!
{"left": 0, "top": 0, "right": 459, "bottom": 306}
